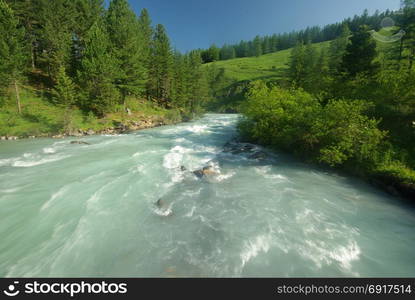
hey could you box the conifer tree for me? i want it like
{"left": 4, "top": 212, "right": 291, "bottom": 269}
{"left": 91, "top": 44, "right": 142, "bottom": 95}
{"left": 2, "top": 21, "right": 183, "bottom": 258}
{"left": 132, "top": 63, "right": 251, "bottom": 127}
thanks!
{"left": 186, "top": 51, "right": 209, "bottom": 114}
{"left": 5, "top": 0, "right": 39, "bottom": 70}
{"left": 328, "top": 24, "right": 350, "bottom": 74}
{"left": 70, "top": 0, "right": 104, "bottom": 77}
{"left": 37, "top": 0, "right": 76, "bottom": 82}
{"left": 77, "top": 21, "right": 119, "bottom": 116}
{"left": 106, "top": 0, "right": 147, "bottom": 103}
{"left": 303, "top": 41, "right": 318, "bottom": 90}
{"left": 138, "top": 8, "right": 153, "bottom": 69}
{"left": 288, "top": 41, "right": 306, "bottom": 87}
{"left": 253, "top": 35, "right": 263, "bottom": 57}
{"left": 171, "top": 51, "right": 189, "bottom": 108}
{"left": 0, "top": 0, "right": 27, "bottom": 114}
{"left": 341, "top": 25, "right": 379, "bottom": 77}
{"left": 52, "top": 66, "right": 77, "bottom": 132}
{"left": 149, "top": 24, "right": 173, "bottom": 106}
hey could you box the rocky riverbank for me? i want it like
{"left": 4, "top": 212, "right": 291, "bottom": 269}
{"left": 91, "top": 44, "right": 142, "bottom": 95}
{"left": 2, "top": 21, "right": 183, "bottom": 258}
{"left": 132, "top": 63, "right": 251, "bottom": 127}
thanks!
{"left": 0, "top": 115, "right": 177, "bottom": 141}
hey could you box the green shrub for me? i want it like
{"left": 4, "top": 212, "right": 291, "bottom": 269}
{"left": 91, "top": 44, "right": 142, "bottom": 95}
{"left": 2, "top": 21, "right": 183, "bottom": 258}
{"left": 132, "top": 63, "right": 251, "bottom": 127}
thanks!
{"left": 239, "top": 81, "right": 387, "bottom": 169}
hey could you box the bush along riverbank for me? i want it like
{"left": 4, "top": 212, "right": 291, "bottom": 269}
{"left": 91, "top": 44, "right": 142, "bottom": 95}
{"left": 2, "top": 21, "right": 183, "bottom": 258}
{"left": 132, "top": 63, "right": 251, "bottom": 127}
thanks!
{"left": 238, "top": 81, "right": 415, "bottom": 200}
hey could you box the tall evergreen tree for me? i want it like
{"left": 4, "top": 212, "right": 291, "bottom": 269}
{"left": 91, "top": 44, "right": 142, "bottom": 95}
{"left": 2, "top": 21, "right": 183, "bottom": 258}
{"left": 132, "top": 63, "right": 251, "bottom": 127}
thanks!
{"left": 186, "top": 51, "right": 209, "bottom": 114}
{"left": 253, "top": 35, "right": 263, "bottom": 57}
{"left": 106, "top": 0, "right": 147, "bottom": 104}
{"left": 52, "top": 66, "right": 77, "bottom": 132}
{"left": 341, "top": 25, "right": 379, "bottom": 77}
{"left": 149, "top": 24, "right": 173, "bottom": 105}
{"left": 288, "top": 41, "right": 306, "bottom": 87}
{"left": 70, "top": 0, "right": 104, "bottom": 77}
{"left": 303, "top": 41, "right": 318, "bottom": 90}
{"left": 5, "top": 0, "right": 39, "bottom": 70}
{"left": 0, "top": 0, "right": 27, "bottom": 114}
{"left": 328, "top": 24, "right": 350, "bottom": 74}
{"left": 138, "top": 8, "right": 153, "bottom": 71}
{"left": 170, "top": 51, "right": 189, "bottom": 108}
{"left": 37, "top": 0, "right": 76, "bottom": 82}
{"left": 77, "top": 21, "right": 119, "bottom": 116}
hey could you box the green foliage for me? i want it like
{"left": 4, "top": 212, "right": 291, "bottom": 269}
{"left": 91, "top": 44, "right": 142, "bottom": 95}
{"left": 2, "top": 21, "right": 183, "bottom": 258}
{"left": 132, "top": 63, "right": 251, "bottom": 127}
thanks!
{"left": 52, "top": 66, "right": 76, "bottom": 107}
{"left": 240, "top": 82, "right": 387, "bottom": 168}
{"left": 148, "top": 24, "right": 173, "bottom": 105}
{"left": 253, "top": 35, "right": 263, "bottom": 57}
{"left": 138, "top": 8, "right": 152, "bottom": 70}
{"left": 106, "top": 0, "right": 147, "bottom": 100}
{"left": 201, "top": 44, "right": 220, "bottom": 63}
{"left": 314, "top": 100, "right": 387, "bottom": 167}
{"left": 328, "top": 24, "right": 350, "bottom": 74}
{"left": 36, "top": 0, "right": 77, "bottom": 81}
{"left": 341, "top": 25, "right": 379, "bottom": 77}
{"left": 0, "top": 0, "right": 27, "bottom": 86}
{"left": 77, "top": 21, "right": 120, "bottom": 116}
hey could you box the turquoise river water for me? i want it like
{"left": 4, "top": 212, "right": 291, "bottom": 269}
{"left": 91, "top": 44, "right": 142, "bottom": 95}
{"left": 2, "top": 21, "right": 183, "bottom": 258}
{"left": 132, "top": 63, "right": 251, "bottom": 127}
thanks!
{"left": 0, "top": 114, "right": 414, "bottom": 277}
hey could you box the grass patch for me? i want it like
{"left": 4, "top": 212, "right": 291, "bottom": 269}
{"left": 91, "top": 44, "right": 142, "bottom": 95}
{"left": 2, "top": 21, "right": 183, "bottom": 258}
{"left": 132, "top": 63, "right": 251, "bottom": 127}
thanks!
{"left": 0, "top": 87, "right": 183, "bottom": 137}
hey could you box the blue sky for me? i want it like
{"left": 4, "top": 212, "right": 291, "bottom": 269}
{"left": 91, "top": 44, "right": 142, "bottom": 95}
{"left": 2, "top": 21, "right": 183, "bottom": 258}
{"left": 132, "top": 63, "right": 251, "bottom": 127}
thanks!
{"left": 117, "top": 0, "right": 401, "bottom": 52}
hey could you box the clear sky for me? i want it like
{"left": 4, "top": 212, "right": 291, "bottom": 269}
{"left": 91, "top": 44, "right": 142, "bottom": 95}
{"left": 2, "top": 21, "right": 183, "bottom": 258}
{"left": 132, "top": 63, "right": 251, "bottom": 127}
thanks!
{"left": 118, "top": 0, "right": 401, "bottom": 52}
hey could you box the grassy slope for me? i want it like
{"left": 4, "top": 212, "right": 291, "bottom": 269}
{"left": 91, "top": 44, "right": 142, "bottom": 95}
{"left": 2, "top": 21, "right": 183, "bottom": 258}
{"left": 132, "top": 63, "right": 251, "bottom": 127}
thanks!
{"left": 209, "top": 41, "right": 330, "bottom": 83}
{"left": 0, "top": 85, "right": 181, "bottom": 137}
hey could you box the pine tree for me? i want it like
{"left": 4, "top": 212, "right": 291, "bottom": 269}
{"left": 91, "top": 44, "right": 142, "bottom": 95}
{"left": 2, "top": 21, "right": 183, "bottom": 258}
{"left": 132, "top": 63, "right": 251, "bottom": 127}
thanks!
{"left": 170, "top": 51, "right": 189, "bottom": 108}
{"left": 37, "top": 0, "right": 76, "bottom": 82}
{"left": 186, "top": 51, "right": 209, "bottom": 114}
{"left": 341, "top": 25, "right": 379, "bottom": 77}
{"left": 263, "top": 36, "right": 271, "bottom": 54}
{"left": 397, "top": 1, "right": 415, "bottom": 71}
{"left": 149, "top": 24, "right": 173, "bottom": 106}
{"left": 288, "top": 41, "right": 306, "bottom": 87}
{"left": 138, "top": 8, "right": 153, "bottom": 73}
{"left": 5, "top": 0, "right": 39, "bottom": 70}
{"left": 106, "top": 0, "right": 147, "bottom": 104}
{"left": 52, "top": 66, "right": 77, "bottom": 132}
{"left": 328, "top": 24, "right": 350, "bottom": 74}
{"left": 77, "top": 21, "right": 119, "bottom": 116}
{"left": 253, "top": 35, "right": 263, "bottom": 57}
{"left": 0, "top": 0, "right": 27, "bottom": 114}
{"left": 303, "top": 41, "right": 318, "bottom": 90}
{"left": 271, "top": 34, "right": 279, "bottom": 52}
{"left": 70, "top": 0, "right": 104, "bottom": 76}
{"left": 53, "top": 66, "right": 76, "bottom": 107}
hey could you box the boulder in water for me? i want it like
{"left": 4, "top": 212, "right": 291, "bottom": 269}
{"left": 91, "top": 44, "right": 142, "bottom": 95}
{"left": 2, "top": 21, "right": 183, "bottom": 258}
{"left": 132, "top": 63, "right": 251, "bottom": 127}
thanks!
{"left": 155, "top": 198, "right": 173, "bottom": 217}
{"left": 193, "top": 166, "right": 217, "bottom": 179}
{"left": 70, "top": 141, "right": 91, "bottom": 145}
{"left": 223, "top": 141, "right": 256, "bottom": 154}
{"left": 249, "top": 151, "right": 267, "bottom": 160}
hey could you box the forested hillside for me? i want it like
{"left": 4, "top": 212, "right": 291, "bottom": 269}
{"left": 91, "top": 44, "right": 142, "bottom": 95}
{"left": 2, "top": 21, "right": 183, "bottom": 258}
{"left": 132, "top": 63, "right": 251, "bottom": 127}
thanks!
{"left": 208, "top": 2, "right": 415, "bottom": 198}
{"left": 0, "top": 0, "right": 210, "bottom": 137}
{"left": 200, "top": 8, "right": 396, "bottom": 63}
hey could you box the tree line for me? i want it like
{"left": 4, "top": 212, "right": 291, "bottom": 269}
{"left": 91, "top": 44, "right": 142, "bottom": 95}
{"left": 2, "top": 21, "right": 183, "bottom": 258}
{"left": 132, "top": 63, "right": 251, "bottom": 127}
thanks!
{"left": 0, "top": 0, "right": 210, "bottom": 123}
{"left": 201, "top": 8, "right": 397, "bottom": 63}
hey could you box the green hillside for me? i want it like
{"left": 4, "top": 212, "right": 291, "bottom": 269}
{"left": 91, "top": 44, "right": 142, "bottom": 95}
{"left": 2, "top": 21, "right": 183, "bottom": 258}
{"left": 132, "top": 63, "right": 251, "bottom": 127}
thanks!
{"left": 208, "top": 41, "right": 331, "bottom": 83}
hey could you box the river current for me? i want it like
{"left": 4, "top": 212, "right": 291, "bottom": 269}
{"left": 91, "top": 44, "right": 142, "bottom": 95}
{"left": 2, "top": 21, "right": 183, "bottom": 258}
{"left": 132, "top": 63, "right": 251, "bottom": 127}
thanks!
{"left": 0, "top": 114, "right": 414, "bottom": 277}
